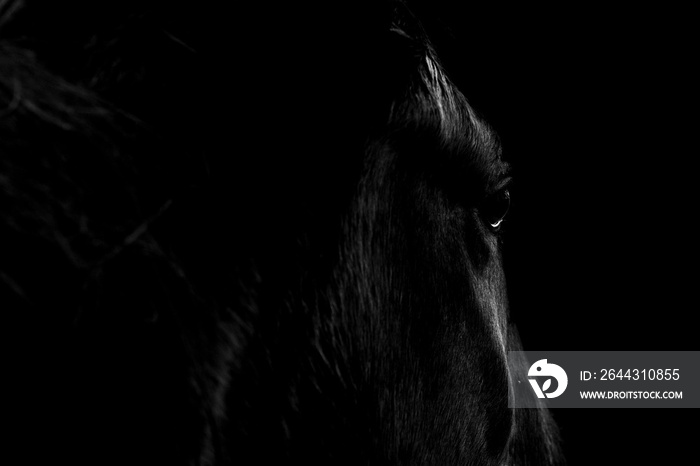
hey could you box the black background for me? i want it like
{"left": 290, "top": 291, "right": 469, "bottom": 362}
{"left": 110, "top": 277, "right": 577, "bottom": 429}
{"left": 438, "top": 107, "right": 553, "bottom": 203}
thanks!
{"left": 7, "top": 2, "right": 697, "bottom": 464}
{"left": 413, "top": 2, "right": 698, "bottom": 464}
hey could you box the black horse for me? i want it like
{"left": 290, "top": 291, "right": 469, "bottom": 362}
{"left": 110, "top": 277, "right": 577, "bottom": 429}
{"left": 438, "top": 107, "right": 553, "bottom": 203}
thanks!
{"left": 2, "top": 1, "right": 562, "bottom": 464}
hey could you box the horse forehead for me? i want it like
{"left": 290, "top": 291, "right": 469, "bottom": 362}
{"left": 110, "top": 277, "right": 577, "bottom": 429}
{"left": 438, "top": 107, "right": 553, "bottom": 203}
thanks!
{"left": 421, "top": 54, "right": 501, "bottom": 162}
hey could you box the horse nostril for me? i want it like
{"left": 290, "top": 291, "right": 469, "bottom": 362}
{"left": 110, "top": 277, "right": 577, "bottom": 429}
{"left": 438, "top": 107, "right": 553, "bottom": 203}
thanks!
{"left": 481, "top": 189, "right": 510, "bottom": 229}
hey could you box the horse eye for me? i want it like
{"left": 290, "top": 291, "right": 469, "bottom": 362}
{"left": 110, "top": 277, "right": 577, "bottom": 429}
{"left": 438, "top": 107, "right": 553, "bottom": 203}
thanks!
{"left": 481, "top": 189, "right": 510, "bottom": 229}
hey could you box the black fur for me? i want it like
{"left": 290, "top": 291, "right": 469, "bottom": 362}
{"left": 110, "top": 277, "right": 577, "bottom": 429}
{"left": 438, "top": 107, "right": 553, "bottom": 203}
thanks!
{"left": 2, "top": 1, "right": 563, "bottom": 464}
